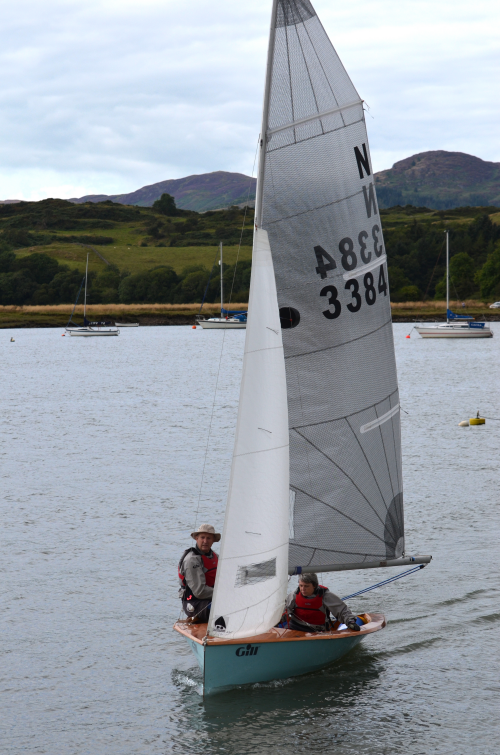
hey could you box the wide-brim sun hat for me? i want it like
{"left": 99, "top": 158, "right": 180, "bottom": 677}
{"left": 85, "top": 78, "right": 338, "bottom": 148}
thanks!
{"left": 191, "top": 523, "right": 221, "bottom": 542}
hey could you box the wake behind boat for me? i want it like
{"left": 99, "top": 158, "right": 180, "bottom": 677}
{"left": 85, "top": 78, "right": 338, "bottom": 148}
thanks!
{"left": 65, "top": 253, "right": 119, "bottom": 337}
{"left": 174, "top": 0, "right": 431, "bottom": 695}
{"left": 415, "top": 232, "right": 492, "bottom": 338}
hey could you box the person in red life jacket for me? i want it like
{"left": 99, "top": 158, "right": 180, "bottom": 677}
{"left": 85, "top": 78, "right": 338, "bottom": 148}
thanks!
{"left": 178, "top": 523, "right": 220, "bottom": 623}
{"left": 286, "top": 573, "right": 360, "bottom": 633}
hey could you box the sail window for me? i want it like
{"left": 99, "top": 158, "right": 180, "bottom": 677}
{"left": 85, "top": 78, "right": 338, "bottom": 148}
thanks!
{"left": 235, "top": 558, "right": 277, "bottom": 587}
{"left": 279, "top": 307, "right": 300, "bottom": 329}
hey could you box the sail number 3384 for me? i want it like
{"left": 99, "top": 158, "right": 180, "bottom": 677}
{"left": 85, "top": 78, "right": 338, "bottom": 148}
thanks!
{"left": 314, "top": 233, "right": 387, "bottom": 320}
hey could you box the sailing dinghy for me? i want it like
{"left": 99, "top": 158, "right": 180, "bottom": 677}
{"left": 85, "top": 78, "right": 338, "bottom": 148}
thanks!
{"left": 174, "top": 0, "right": 431, "bottom": 694}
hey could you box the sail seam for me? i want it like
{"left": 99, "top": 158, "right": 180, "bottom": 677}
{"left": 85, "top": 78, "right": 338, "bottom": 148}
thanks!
{"left": 233, "top": 443, "right": 289, "bottom": 459}
{"left": 245, "top": 345, "right": 284, "bottom": 356}
{"left": 293, "top": 20, "right": 324, "bottom": 138}
{"left": 390, "top": 400, "right": 403, "bottom": 507}
{"left": 345, "top": 416, "right": 388, "bottom": 515}
{"left": 299, "top": 11, "right": 346, "bottom": 126}
{"left": 375, "top": 405, "right": 396, "bottom": 501}
{"left": 291, "top": 482, "right": 387, "bottom": 545}
{"left": 291, "top": 387, "right": 399, "bottom": 430}
{"left": 266, "top": 184, "right": 365, "bottom": 224}
{"left": 293, "top": 429, "right": 388, "bottom": 539}
{"left": 267, "top": 100, "right": 361, "bottom": 136}
{"left": 285, "top": 316, "right": 393, "bottom": 360}
{"left": 291, "top": 544, "right": 387, "bottom": 558}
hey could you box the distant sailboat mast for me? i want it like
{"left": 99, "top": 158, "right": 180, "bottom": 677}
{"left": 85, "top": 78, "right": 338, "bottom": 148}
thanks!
{"left": 445, "top": 230, "right": 449, "bottom": 322}
{"left": 219, "top": 242, "right": 223, "bottom": 317}
{"left": 84, "top": 253, "right": 89, "bottom": 326}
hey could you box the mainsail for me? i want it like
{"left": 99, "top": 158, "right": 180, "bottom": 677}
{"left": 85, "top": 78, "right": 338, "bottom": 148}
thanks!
{"left": 260, "top": 0, "right": 404, "bottom": 571}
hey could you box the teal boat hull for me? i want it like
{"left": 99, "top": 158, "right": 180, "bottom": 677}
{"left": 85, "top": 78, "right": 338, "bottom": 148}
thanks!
{"left": 175, "top": 614, "right": 385, "bottom": 695}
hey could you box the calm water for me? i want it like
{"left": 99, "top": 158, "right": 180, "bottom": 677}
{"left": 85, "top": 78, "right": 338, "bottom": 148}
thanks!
{"left": 1, "top": 324, "right": 499, "bottom": 755}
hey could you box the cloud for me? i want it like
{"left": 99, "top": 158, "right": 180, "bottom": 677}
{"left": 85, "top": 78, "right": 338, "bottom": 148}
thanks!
{"left": 0, "top": 0, "right": 498, "bottom": 199}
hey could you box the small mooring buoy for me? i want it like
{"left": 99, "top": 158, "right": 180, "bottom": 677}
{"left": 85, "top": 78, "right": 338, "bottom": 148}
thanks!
{"left": 192, "top": 325, "right": 196, "bottom": 329}
{"left": 10, "top": 337, "right": 15, "bottom": 342}
{"left": 458, "top": 420, "right": 469, "bottom": 427}
{"left": 470, "top": 417, "right": 485, "bottom": 426}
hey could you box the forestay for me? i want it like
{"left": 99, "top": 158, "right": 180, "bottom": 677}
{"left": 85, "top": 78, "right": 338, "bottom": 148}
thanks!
{"left": 208, "top": 229, "right": 290, "bottom": 639}
{"left": 261, "top": 0, "right": 404, "bottom": 570}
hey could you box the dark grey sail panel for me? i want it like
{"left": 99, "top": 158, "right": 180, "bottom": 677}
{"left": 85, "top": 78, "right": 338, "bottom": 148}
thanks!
{"left": 262, "top": 0, "right": 404, "bottom": 568}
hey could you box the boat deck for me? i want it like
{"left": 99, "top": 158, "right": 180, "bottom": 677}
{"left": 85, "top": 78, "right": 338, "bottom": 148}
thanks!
{"left": 174, "top": 613, "right": 385, "bottom": 646}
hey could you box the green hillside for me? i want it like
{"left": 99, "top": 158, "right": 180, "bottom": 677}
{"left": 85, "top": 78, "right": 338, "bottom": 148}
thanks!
{"left": 1, "top": 196, "right": 500, "bottom": 306}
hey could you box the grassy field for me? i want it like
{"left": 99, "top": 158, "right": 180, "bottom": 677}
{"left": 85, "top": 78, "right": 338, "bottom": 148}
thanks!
{"left": 14, "top": 241, "right": 253, "bottom": 276}
{"left": 1, "top": 300, "right": 497, "bottom": 329}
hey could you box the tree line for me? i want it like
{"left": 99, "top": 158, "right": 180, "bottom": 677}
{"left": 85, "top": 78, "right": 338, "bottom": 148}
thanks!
{"left": 0, "top": 249, "right": 251, "bottom": 307}
{"left": 385, "top": 209, "right": 500, "bottom": 301}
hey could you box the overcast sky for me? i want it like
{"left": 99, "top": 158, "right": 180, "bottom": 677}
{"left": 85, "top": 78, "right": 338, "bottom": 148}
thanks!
{"left": 1, "top": 0, "right": 499, "bottom": 201}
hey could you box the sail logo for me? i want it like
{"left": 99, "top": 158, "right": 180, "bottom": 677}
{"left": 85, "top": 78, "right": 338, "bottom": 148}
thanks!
{"left": 235, "top": 644, "right": 260, "bottom": 657}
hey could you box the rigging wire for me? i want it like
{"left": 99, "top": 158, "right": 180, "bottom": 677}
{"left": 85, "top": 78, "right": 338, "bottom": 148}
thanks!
{"left": 66, "top": 276, "right": 86, "bottom": 327}
{"left": 341, "top": 564, "right": 425, "bottom": 601}
{"left": 226, "top": 136, "right": 260, "bottom": 309}
{"left": 192, "top": 324, "right": 229, "bottom": 531}
{"left": 193, "top": 137, "right": 259, "bottom": 531}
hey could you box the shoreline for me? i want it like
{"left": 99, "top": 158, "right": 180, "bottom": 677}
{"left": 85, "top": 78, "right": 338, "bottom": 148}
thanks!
{"left": 1, "top": 302, "right": 498, "bottom": 328}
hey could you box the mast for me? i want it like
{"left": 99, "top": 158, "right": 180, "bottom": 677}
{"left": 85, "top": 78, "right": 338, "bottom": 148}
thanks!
{"left": 220, "top": 242, "right": 223, "bottom": 317}
{"left": 255, "top": 0, "right": 279, "bottom": 228}
{"left": 84, "top": 253, "right": 89, "bottom": 325}
{"left": 445, "top": 230, "right": 449, "bottom": 322}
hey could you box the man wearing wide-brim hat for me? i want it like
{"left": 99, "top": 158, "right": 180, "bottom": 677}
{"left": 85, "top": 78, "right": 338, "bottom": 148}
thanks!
{"left": 178, "top": 524, "right": 221, "bottom": 623}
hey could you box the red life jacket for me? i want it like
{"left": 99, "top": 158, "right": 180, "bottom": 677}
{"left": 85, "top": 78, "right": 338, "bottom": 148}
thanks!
{"left": 178, "top": 547, "right": 219, "bottom": 591}
{"left": 293, "top": 586, "right": 328, "bottom": 626}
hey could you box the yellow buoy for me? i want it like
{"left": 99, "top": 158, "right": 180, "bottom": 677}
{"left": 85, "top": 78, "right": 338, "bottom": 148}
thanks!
{"left": 470, "top": 417, "right": 485, "bottom": 425}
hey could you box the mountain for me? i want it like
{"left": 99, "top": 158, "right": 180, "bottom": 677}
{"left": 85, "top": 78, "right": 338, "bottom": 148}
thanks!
{"left": 69, "top": 171, "right": 256, "bottom": 213}
{"left": 9, "top": 151, "right": 497, "bottom": 213}
{"left": 375, "top": 151, "right": 500, "bottom": 210}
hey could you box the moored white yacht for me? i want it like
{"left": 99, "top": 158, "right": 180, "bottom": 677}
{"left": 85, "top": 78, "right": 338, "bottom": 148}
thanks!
{"left": 65, "top": 254, "right": 120, "bottom": 337}
{"left": 197, "top": 242, "right": 247, "bottom": 329}
{"left": 415, "top": 232, "right": 492, "bottom": 338}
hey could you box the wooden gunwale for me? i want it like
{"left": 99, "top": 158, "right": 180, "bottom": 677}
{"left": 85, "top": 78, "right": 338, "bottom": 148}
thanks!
{"left": 173, "top": 613, "right": 386, "bottom": 646}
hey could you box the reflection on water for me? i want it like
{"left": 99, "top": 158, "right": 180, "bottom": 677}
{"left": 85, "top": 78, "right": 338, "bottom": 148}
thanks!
{"left": 172, "top": 646, "right": 384, "bottom": 754}
{"left": 1, "top": 324, "right": 500, "bottom": 755}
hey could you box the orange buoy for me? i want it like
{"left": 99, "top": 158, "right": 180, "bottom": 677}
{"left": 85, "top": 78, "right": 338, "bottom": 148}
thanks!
{"left": 192, "top": 325, "right": 196, "bottom": 329}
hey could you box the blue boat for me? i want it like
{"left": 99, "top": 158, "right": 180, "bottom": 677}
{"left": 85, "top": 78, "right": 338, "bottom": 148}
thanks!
{"left": 175, "top": 614, "right": 385, "bottom": 695}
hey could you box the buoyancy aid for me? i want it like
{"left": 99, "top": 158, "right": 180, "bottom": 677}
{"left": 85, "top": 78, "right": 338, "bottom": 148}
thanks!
{"left": 293, "top": 586, "right": 328, "bottom": 626}
{"left": 178, "top": 547, "right": 219, "bottom": 592}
